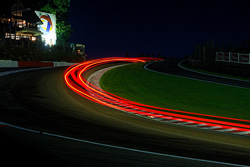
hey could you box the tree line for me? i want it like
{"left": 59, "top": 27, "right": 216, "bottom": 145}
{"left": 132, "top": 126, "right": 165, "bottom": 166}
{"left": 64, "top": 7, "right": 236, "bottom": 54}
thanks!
{"left": 125, "top": 51, "right": 184, "bottom": 60}
{"left": 125, "top": 51, "right": 167, "bottom": 59}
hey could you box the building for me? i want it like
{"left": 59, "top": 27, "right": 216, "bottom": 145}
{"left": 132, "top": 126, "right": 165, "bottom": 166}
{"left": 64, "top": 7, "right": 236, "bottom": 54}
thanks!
{"left": 0, "top": 0, "right": 44, "bottom": 48}
{"left": 72, "top": 43, "right": 86, "bottom": 61}
{"left": 0, "top": 0, "right": 86, "bottom": 61}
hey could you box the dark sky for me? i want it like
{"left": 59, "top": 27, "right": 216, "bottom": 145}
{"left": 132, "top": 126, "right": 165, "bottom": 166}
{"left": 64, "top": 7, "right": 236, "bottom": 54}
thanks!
{"left": 68, "top": 0, "right": 250, "bottom": 59}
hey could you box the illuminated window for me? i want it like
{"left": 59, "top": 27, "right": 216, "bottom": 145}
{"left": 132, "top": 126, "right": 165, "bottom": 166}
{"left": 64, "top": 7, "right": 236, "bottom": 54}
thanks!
{"left": 5, "top": 33, "right": 16, "bottom": 39}
{"left": 16, "top": 19, "right": 24, "bottom": 28}
{"left": 11, "top": 1, "right": 25, "bottom": 17}
{"left": 21, "top": 35, "right": 29, "bottom": 39}
{"left": 16, "top": 35, "right": 20, "bottom": 40}
{"left": 5, "top": 33, "right": 10, "bottom": 38}
{"left": 10, "top": 34, "right": 15, "bottom": 39}
{"left": 31, "top": 37, "right": 36, "bottom": 41}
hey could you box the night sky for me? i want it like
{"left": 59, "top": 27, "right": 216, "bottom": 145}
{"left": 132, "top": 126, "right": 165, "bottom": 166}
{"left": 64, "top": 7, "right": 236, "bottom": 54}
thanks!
{"left": 68, "top": 0, "right": 250, "bottom": 59}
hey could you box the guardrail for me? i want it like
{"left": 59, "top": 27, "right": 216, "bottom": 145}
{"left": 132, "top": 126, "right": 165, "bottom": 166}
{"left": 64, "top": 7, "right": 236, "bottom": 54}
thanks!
{"left": 216, "top": 52, "right": 250, "bottom": 64}
{"left": 0, "top": 60, "right": 77, "bottom": 68}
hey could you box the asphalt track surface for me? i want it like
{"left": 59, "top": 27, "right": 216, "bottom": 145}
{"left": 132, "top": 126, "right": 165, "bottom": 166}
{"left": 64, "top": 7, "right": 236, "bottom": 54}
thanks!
{"left": 0, "top": 63, "right": 250, "bottom": 167}
{"left": 146, "top": 60, "right": 250, "bottom": 89}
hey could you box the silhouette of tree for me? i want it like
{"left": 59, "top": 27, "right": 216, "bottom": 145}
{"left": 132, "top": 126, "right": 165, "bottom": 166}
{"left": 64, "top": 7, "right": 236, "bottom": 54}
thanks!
{"left": 40, "top": 0, "right": 72, "bottom": 44}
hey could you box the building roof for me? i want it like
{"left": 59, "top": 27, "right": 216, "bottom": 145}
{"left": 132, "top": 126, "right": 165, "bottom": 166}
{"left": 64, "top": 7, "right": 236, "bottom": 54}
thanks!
{"left": 23, "top": 9, "right": 42, "bottom": 25}
{"left": 0, "top": 0, "right": 42, "bottom": 22}
{"left": 16, "top": 27, "right": 43, "bottom": 36}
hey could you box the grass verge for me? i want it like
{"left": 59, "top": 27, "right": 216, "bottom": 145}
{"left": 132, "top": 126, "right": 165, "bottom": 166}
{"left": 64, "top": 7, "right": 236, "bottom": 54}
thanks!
{"left": 100, "top": 62, "right": 250, "bottom": 120}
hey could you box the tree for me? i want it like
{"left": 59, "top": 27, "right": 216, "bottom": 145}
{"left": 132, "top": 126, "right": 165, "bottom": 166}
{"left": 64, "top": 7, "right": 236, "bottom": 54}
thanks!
{"left": 40, "top": 0, "right": 72, "bottom": 44}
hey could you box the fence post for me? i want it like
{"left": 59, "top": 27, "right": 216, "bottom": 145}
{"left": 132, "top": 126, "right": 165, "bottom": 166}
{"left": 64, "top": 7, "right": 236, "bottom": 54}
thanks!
{"left": 203, "top": 46, "right": 205, "bottom": 62}
{"left": 238, "top": 53, "right": 239, "bottom": 63}
{"left": 229, "top": 52, "right": 231, "bottom": 63}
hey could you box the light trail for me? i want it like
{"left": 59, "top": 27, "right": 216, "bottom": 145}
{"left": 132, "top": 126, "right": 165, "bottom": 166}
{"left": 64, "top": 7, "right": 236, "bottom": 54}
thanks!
{"left": 64, "top": 57, "right": 250, "bottom": 136}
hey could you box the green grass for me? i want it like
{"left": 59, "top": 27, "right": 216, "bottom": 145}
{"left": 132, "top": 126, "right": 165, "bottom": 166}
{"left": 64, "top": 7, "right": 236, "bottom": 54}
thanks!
{"left": 100, "top": 63, "right": 250, "bottom": 120}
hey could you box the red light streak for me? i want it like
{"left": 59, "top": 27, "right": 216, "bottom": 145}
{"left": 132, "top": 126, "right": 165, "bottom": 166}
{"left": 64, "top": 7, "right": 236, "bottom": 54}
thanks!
{"left": 64, "top": 57, "right": 250, "bottom": 135}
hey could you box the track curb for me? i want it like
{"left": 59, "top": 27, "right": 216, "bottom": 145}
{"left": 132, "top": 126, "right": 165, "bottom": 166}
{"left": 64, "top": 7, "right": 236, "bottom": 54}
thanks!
{"left": 84, "top": 61, "right": 250, "bottom": 137}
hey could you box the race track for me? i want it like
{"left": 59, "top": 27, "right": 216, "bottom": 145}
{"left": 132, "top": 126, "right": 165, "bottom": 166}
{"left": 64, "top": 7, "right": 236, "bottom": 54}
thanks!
{"left": 145, "top": 60, "right": 250, "bottom": 89}
{"left": 0, "top": 60, "right": 250, "bottom": 166}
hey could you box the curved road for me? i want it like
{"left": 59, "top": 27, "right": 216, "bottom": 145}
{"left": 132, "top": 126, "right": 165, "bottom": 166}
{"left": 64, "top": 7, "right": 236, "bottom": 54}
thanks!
{"left": 0, "top": 65, "right": 249, "bottom": 166}
{"left": 145, "top": 60, "right": 250, "bottom": 89}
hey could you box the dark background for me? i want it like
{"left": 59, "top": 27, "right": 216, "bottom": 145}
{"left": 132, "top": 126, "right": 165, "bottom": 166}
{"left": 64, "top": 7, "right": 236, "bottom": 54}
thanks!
{"left": 1, "top": 0, "right": 249, "bottom": 59}
{"left": 68, "top": 0, "right": 250, "bottom": 59}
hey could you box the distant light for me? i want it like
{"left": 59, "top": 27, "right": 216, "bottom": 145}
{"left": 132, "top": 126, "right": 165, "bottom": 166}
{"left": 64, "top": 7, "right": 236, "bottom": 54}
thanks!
{"left": 31, "top": 36, "right": 36, "bottom": 41}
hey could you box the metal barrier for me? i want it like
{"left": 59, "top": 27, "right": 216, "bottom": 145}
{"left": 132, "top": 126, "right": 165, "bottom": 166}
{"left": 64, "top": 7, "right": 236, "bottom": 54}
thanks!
{"left": 216, "top": 52, "right": 250, "bottom": 64}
